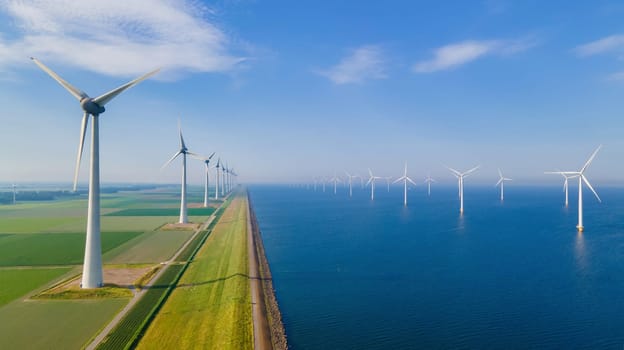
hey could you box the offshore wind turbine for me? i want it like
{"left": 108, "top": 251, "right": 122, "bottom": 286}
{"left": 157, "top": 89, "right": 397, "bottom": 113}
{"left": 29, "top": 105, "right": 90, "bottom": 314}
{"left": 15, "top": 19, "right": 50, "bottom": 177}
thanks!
{"left": 447, "top": 165, "right": 480, "bottom": 214}
{"left": 393, "top": 162, "right": 417, "bottom": 206}
{"left": 546, "top": 146, "right": 602, "bottom": 231}
{"left": 31, "top": 58, "right": 158, "bottom": 289}
{"left": 384, "top": 177, "right": 393, "bottom": 192}
{"left": 545, "top": 170, "right": 578, "bottom": 207}
{"left": 329, "top": 173, "right": 341, "bottom": 194}
{"left": 198, "top": 152, "right": 216, "bottom": 207}
{"left": 162, "top": 123, "right": 200, "bottom": 224}
{"left": 495, "top": 169, "right": 512, "bottom": 201}
{"left": 424, "top": 174, "right": 436, "bottom": 196}
{"left": 11, "top": 184, "right": 16, "bottom": 205}
{"left": 345, "top": 171, "right": 358, "bottom": 197}
{"left": 366, "top": 169, "right": 383, "bottom": 200}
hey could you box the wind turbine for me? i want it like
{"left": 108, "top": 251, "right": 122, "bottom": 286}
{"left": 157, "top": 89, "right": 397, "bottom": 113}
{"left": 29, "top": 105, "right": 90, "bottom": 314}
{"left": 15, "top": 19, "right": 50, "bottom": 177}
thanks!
{"left": 384, "top": 177, "right": 393, "bottom": 192}
{"left": 31, "top": 58, "right": 158, "bottom": 289}
{"left": 162, "top": 123, "right": 200, "bottom": 224}
{"left": 11, "top": 184, "right": 16, "bottom": 205}
{"left": 546, "top": 146, "right": 602, "bottom": 231}
{"left": 366, "top": 169, "right": 383, "bottom": 200}
{"left": 329, "top": 173, "right": 341, "bottom": 194}
{"left": 393, "top": 162, "right": 417, "bottom": 206}
{"left": 424, "top": 174, "right": 436, "bottom": 196}
{"left": 344, "top": 171, "right": 358, "bottom": 197}
{"left": 447, "top": 165, "right": 479, "bottom": 214}
{"left": 198, "top": 152, "right": 216, "bottom": 207}
{"left": 495, "top": 169, "right": 512, "bottom": 201}
{"left": 214, "top": 158, "right": 221, "bottom": 200}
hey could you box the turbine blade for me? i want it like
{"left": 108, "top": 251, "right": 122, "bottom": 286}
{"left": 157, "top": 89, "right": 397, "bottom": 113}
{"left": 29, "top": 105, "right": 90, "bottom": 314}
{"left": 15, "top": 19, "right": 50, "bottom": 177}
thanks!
{"left": 73, "top": 112, "right": 90, "bottom": 191}
{"left": 582, "top": 175, "right": 601, "bottom": 202}
{"left": 407, "top": 177, "right": 417, "bottom": 186}
{"left": 446, "top": 166, "right": 461, "bottom": 176}
{"left": 31, "top": 57, "right": 89, "bottom": 101}
{"left": 580, "top": 145, "right": 602, "bottom": 173}
{"left": 208, "top": 152, "right": 216, "bottom": 160}
{"left": 186, "top": 151, "right": 202, "bottom": 160}
{"left": 93, "top": 68, "right": 160, "bottom": 106}
{"left": 178, "top": 122, "right": 186, "bottom": 149}
{"left": 392, "top": 176, "right": 404, "bottom": 184}
{"left": 495, "top": 178, "right": 503, "bottom": 187}
{"left": 498, "top": 168, "right": 502, "bottom": 178}
{"left": 464, "top": 165, "right": 480, "bottom": 176}
{"left": 161, "top": 151, "right": 181, "bottom": 170}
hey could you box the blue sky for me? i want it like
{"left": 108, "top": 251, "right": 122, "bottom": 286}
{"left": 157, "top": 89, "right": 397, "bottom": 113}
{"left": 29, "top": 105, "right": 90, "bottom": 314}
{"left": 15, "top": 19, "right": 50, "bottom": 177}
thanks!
{"left": 1, "top": 0, "right": 624, "bottom": 186}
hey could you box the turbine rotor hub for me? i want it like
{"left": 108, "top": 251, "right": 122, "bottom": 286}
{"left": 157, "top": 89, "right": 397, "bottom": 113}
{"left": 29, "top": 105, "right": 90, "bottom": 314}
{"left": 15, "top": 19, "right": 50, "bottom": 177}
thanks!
{"left": 81, "top": 98, "right": 105, "bottom": 115}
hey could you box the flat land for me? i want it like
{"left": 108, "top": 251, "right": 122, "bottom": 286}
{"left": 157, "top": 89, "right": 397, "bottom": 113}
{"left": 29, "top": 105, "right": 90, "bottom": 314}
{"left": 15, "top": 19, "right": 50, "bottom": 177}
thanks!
{"left": 0, "top": 299, "right": 128, "bottom": 349}
{"left": 137, "top": 193, "right": 253, "bottom": 350}
{"left": 0, "top": 186, "right": 220, "bottom": 349}
{"left": 0, "top": 267, "right": 71, "bottom": 307}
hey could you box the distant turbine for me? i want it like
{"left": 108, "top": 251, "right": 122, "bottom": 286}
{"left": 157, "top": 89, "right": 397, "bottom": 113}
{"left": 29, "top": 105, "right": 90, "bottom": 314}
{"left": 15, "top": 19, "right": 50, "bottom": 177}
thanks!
{"left": 11, "top": 184, "right": 16, "bottom": 205}
{"left": 384, "top": 177, "right": 393, "bottom": 192}
{"left": 31, "top": 58, "right": 158, "bottom": 289}
{"left": 214, "top": 158, "right": 221, "bottom": 200}
{"left": 329, "top": 174, "right": 341, "bottom": 194}
{"left": 546, "top": 145, "right": 602, "bottom": 231}
{"left": 198, "top": 152, "right": 216, "bottom": 207}
{"left": 424, "top": 174, "right": 436, "bottom": 196}
{"left": 162, "top": 123, "right": 200, "bottom": 224}
{"left": 313, "top": 177, "right": 318, "bottom": 192}
{"left": 447, "top": 165, "right": 480, "bottom": 214}
{"left": 366, "top": 169, "right": 383, "bottom": 201}
{"left": 495, "top": 169, "right": 512, "bottom": 201}
{"left": 393, "top": 162, "right": 417, "bottom": 206}
{"left": 344, "top": 171, "right": 358, "bottom": 197}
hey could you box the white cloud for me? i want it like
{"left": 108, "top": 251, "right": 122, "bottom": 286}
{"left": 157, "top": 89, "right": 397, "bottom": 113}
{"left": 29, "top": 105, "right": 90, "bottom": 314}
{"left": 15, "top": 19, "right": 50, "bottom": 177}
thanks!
{"left": 0, "top": 0, "right": 245, "bottom": 78}
{"left": 318, "top": 45, "right": 387, "bottom": 84}
{"left": 413, "top": 38, "right": 534, "bottom": 73}
{"left": 607, "top": 71, "right": 624, "bottom": 81}
{"left": 575, "top": 34, "right": 624, "bottom": 56}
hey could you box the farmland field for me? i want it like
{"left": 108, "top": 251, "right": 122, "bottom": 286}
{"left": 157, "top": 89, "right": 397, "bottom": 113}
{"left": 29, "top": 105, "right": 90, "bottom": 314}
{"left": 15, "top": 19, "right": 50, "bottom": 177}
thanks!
{"left": 0, "top": 267, "right": 71, "bottom": 307}
{"left": 0, "top": 232, "right": 143, "bottom": 266}
{"left": 104, "top": 230, "right": 195, "bottom": 264}
{"left": 0, "top": 298, "right": 128, "bottom": 349}
{"left": 137, "top": 193, "right": 252, "bottom": 349}
{"left": 106, "top": 207, "right": 215, "bottom": 217}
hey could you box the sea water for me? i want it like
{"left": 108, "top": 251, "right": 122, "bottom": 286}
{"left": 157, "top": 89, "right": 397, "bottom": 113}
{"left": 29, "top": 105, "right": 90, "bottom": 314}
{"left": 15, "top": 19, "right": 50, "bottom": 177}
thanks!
{"left": 249, "top": 184, "right": 624, "bottom": 349}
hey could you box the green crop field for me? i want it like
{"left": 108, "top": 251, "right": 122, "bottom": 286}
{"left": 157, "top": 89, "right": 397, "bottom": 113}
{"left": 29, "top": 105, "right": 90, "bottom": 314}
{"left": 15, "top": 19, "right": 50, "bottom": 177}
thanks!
{"left": 0, "top": 217, "right": 82, "bottom": 233}
{"left": 137, "top": 194, "right": 252, "bottom": 349}
{"left": 0, "top": 232, "right": 143, "bottom": 266}
{"left": 0, "top": 267, "right": 71, "bottom": 307}
{"left": 106, "top": 207, "right": 215, "bottom": 217}
{"left": 104, "top": 230, "right": 195, "bottom": 264}
{"left": 0, "top": 298, "right": 128, "bottom": 349}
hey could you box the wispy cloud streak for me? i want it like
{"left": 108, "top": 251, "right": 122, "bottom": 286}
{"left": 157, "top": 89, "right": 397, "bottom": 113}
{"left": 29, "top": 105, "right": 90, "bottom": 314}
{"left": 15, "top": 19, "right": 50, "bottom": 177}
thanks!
{"left": 575, "top": 34, "right": 624, "bottom": 56}
{"left": 318, "top": 45, "right": 387, "bottom": 84}
{"left": 413, "top": 38, "right": 534, "bottom": 73}
{"left": 0, "top": 0, "right": 245, "bottom": 78}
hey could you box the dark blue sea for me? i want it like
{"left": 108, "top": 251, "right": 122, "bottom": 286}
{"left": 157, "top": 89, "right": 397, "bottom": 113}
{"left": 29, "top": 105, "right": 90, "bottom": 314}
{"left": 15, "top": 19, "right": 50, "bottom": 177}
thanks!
{"left": 248, "top": 184, "right": 624, "bottom": 349}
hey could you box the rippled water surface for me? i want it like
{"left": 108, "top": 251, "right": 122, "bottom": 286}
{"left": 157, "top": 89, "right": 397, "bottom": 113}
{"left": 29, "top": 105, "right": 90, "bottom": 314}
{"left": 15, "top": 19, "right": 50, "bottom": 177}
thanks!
{"left": 249, "top": 185, "right": 624, "bottom": 349}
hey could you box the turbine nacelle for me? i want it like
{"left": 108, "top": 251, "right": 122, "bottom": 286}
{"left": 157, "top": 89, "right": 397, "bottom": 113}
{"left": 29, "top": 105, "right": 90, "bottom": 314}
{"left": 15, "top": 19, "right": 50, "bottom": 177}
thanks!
{"left": 80, "top": 98, "right": 105, "bottom": 115}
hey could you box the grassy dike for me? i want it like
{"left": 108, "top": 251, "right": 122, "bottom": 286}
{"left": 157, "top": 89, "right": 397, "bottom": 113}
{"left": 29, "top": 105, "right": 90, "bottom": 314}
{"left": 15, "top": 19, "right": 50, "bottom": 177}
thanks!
{"left": 136, "top": 191, "right": 253, "bottom": 349}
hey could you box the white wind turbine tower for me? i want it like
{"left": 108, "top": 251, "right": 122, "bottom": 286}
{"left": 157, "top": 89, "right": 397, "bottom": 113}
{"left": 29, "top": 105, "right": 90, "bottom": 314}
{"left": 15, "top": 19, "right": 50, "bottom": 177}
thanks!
{"left": 344, "top": 171, "right": 358, "bottom": 197}
{"left": 495, "top": 169, "right": 512, "bottom": 201}
{"left": 393, "top": 162, "right": 417, "bottom": 206}
{"left": 31, "top": 58, "right": 158, "bottom": 289}
{"left": 11, "top": 184, "right": 16, "bottom": 205}
{"left": 384, "top": 177, "right": 393, "bottom": 192}
{"left": 366, "top": 169, "right": 383, "bottom": 200}
{"left": 329, "top": 173, "right": 341, "bottom": 194}
{"left": 162, "top": 123, "right": 200, "bottom": 225}
{"left": 424, "top": 174, "right": 436, "bottom": 196}
{"left": 214, "top": 158, "right": 221, "bottom": 200}
{"left": 547, "top": 145, "right": 602, "bottom": 232}
{"left": 447, "top": 165, "right": 480, "bottom": 214}
{"left": 545, "top": 171, "right": 578, "bottom": 207}
{"left": 198, "top": 152, "right": 216, "bottom": 207}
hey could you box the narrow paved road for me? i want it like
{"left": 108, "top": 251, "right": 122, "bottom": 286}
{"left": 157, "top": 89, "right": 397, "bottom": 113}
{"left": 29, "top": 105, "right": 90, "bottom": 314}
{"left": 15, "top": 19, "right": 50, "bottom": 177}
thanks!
{"left": 247, "top": 197, "right": 272, "bottom": 350}
{"left": 85, "top": 202, "right": 223, "bottom": 350}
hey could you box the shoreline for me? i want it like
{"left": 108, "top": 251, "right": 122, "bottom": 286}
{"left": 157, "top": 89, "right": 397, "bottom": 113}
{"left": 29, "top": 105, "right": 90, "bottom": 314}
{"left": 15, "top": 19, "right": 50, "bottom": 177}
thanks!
{"left": 247, "top": 190, "right": 288, "bottom": 350}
